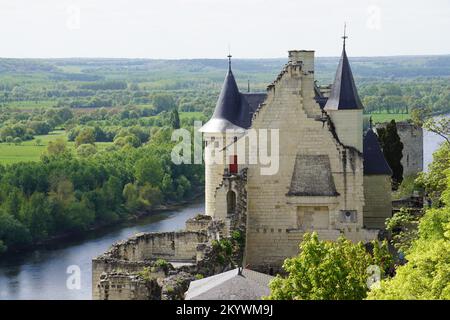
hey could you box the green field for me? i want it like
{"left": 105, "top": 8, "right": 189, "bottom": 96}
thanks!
{"left": 367, "top": 113, "right": 411, "bottom": 124}
{"left": 0, "top": 130, "right": 112, "bottom": 164}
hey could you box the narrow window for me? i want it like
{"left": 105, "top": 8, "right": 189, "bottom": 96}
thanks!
{"left": 227, "top": 190, "right": 236, "bottom": 214}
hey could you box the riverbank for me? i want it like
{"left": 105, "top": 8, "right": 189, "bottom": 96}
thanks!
{"left": 0, "top": 201, "right": 205, "bottom": 300}
{"left": 1, "top": 190, "right": 204, "bottom": 258}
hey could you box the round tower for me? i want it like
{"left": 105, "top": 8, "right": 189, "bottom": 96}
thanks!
{"left": 199, "top": 56, "right": 247, "bottom": 218}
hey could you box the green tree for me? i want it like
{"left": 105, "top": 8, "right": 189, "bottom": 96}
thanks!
{"left": 377, "top": 120, "right": 404, "bottom": 188}
{"left": 415, "top": 143, "right": 450, "bottom": 206}
{"left": 123, "top": 182, "right": 141, "bottom": 211}
{"left": 0, "top": 210, "right": 31, "bottom": 251}
{"left": 65, "top": 198, "right": 95, "bottom": 231}
{"left": 368, "top": 157, "right": 450, "bottom": 299}
{"left": 75, "top": 127, "right": 96, "bottom": 147}
{"left": 385, "top": 208, "right": 419, "bottom": 254}
{"left": 368, "top": 207, "right": 450, "bottom": 299}
{"left": 47, "top": 138, "right": 68, "bottom": 156}
{"left": 135, "top": 156, "right": 164, "bottom": 186}
{"left": 151, "top": 93, "right": 176, "bottom": 114}
{"left": 169, "top": 108, "right": 181, "bottom": 129}
{"left": 76, "top": 144, "right": 97, "bottom": 157}
{"left": 20, "top": 193, "right": 52, "bottom": 241}
{"left": 267, "top": 233, "right": 392, "bottom": 300}
{"left": 139, "top": 183, "right": 162, "bottom": 208}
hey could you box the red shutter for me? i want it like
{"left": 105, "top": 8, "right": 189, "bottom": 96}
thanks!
{"left": 229, "top": 155, "right": 238, "bottom": 174}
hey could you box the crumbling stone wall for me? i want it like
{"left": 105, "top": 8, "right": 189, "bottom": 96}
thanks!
{"left": 185, "top": 215, "right": 212, "bottom": 232}
{"left": 97, "top": 273, "right": 161, "bottom": 300}
{"left": 375, "top": 121, "right": 423, "bottom": 177}
{"left": 92, "top": 230, "right": 207, "bottom": 300}
{"left": 92, "top": 258, "right": 167, "bottom": 300}
{"left": 105, "top": 231, "right": 207, "bottom": 262}
{"left": 92, "top": 216, "right": 234, "bottom": 300}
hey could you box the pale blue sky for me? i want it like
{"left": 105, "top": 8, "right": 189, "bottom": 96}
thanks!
{"left": 0, "top": 0, "right": 448, "bottom": 58}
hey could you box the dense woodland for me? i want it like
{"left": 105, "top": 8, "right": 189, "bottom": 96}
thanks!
{"left": 0, "top": 106, "right": 204, "bottom": 253}
{"left": 0, "top": 54, "right": 449, "bottom": 301}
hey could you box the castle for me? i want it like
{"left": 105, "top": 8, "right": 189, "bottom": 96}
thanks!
{"left": 92, "top": 40, "right": 395, "bottom": 299}
{"left": 200, "top": 40, "right": 393, "bottom": 271}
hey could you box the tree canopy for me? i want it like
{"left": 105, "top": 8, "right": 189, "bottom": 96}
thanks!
{"left": 266, "top": 233, "right": 392, "bottom": 300}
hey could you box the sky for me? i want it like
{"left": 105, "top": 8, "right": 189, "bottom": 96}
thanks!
{"left": 0, "top": 0, "right": 448, "bottom": 59}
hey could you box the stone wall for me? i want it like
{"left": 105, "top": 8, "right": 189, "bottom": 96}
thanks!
{"left": 97, "top": 273, "right": 161, "bottom": 300}
{"left": 185, "top": 215, "right": 212, "bottom": 232}
{"left": 92, "top": 230, "right": 208, "bottom": 299}
{"left": 396, "top": 122, "right": 423, "bottom": 176}
{"left": 363, "top": 175, "right": 392, "bottom": 229}
{"left": 328, "top": 110, "right": 363, "bottom": 152}
{"left": 92, "top": 259, "right": 166, "bottom": 300}
{"left": 212, "top": 168, "right": 248, "bottom": 236}
{"left": 105, "top": 231, "right": 207, "bottom": 262}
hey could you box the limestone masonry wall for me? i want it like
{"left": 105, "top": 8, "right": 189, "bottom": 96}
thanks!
{"left": 363, "top": 175, "right": 392, "bottom": 229}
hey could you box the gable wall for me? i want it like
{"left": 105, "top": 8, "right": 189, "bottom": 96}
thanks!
{"left": 243, "top": 58, "right": 375, "bottom": 271}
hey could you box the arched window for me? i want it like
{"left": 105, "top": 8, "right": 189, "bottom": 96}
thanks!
{"left": 227, "top": 190, "right": 236, "bottom": 214}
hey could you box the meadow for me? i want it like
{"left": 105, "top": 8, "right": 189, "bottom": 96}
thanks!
{"left": 0, "top": 130, "right": 112, "bottom": 164}
{"left": 367, "top": 113, "right": 411, "bottom": 124}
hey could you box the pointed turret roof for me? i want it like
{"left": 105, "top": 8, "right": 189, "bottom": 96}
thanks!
{"left": 363, "top": 128, "right": 393, "bottom": 175}
{"left": 200, "top": 56, "right": 253, "bottom": 133}
{"left": 324, "top": 41, "right": 363, "bottom": 111}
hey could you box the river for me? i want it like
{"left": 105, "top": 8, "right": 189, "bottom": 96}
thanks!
{"left": 0, "top": 201, "right": 204, "bottom": 300}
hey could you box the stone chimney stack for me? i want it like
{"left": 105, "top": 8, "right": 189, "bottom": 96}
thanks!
{"left": 288, "top": 50, "right": 315, "bottom": 73}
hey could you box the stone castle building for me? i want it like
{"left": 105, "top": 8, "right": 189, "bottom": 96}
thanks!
{"left": 92, "top": 40, "right": 395, "bottom": 299}
{"left": 200, "top": 41, "right": 393, "bottom": 271}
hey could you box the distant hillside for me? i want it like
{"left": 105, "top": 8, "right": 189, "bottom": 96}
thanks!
{"left": 0, "top": 55, "right": 449, "bottom": 116}
{"left": 1, "top": 55, "right": 450, "bottom": 89}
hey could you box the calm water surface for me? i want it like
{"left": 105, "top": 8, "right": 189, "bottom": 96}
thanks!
{"left": 0, "top": 201, "right": 204, "bottom": 300}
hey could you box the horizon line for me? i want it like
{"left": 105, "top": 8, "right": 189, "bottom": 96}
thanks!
{"left": 0, "top": 53, "right": 449, "bottom": 60}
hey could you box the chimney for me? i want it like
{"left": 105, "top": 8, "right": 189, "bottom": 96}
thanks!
{"left": 288, "top": 50, "right": 315, "bottom": 73}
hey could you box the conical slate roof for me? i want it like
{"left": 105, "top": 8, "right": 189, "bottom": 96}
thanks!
{"left": 324, "top": 45, "right": 363, "bottom": 110}
{"left": 200, "top": 62, "right": 253, "bottom": 133}
{"left": 363, "top": 128, "right": 393, "bottom": 175}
